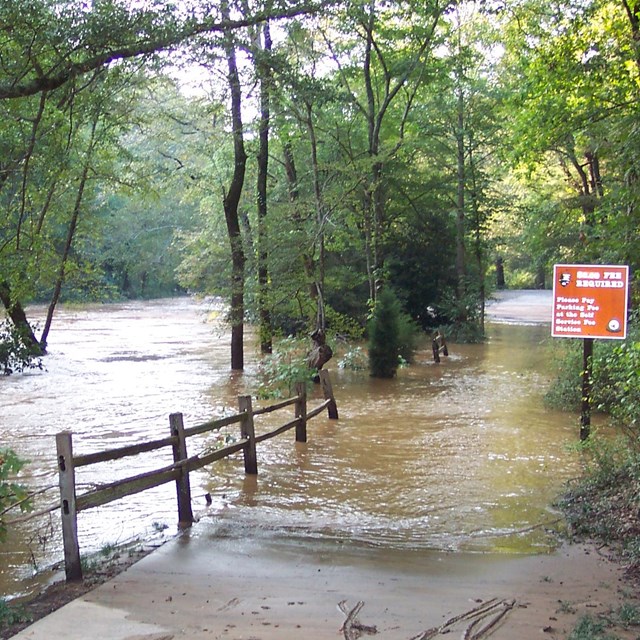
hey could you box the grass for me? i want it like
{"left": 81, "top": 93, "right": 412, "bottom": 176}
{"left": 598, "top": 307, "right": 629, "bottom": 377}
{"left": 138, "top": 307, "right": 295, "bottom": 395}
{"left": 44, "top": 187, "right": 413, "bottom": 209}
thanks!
{"left": 567, "top": 614, "right": 620, "bottom": 640}
{"left": 0, "top": 599, "right": 32, "bottom": 628}
{"left": 609, "top": 602, "right": 640, "bottom": 628}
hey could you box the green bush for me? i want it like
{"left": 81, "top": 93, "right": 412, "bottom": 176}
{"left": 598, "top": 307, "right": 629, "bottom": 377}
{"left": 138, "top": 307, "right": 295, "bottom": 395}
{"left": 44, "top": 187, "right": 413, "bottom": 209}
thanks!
{"left": 0, "top": 598, "right": 32, "bottom": 627}
{"left": 367, "top": 289, "right": 419, "bottom": 377}
{"left": 256, "top": 337, "right": 317, "bottom": 399}
{"left": 397, "top": 311, "right": 421, "bottom": 365}
{"left": 545, "top": 311, "right": 640, "bottom": 421}
{"left": 0, "top": 320, "right": 43, "bottom": 376}
{"left": 567, "top": 614, "right": 617, "bottom": 640}
{"left": 595, "top": 337, "right": 640, "bottom": 434}
{"left": 368, "top": 288, "right": 401, "bottom": 378}
{"left": 337, "top": 346, "right": 367, "bottom": 371}
{"left": 554, "top": 313, "right": 640, "bottom": 573}
{"left": 437, "top": 281, "right": 485, "bottom": 343}
{"left": 0, "top": 449, "right": 31, "bottom": 541}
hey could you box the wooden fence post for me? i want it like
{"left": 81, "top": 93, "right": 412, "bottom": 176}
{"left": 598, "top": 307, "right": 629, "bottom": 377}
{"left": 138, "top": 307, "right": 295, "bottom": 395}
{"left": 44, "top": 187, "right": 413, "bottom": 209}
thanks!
{"left": 295, "top": 382, "right": 307, "bottom": 443}
{"left": 432, "top": 331, "right": 448, "bottom": 362}
{"left": 169, "top": 413, "right": 194, "bottom": 528}
{"left": 239, "top": 395, "right": 258, "bottom": 474}
{"left": 56, "top": 431, "right": 82, "bottom": 582}
{"left": 318, "top": 370, "right": 338, "bottom": 419}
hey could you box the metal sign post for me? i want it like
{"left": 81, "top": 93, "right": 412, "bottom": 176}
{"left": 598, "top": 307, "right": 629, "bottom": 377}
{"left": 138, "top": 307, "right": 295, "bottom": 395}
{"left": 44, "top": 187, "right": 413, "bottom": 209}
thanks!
{"left": 552, "top": 264, "right": 630, "bottom": 440}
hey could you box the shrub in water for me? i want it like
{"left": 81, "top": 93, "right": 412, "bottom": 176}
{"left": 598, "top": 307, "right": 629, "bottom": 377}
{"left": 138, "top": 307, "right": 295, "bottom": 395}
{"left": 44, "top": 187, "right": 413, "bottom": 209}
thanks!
{"left": 368, "top": 289, "right": 402, "bottom": 378}
{"left": 0, "top": 320, "right": 43, "bottom": 376}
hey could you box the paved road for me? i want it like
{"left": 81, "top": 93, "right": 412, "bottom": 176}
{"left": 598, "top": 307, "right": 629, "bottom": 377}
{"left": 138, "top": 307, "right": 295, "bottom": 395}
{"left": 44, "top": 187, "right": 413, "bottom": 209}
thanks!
{"left": 9, "top": 532, "right": 623, "bottom": 640}
{"left": 486, "top": 289, "right": 552, "bottom": 325}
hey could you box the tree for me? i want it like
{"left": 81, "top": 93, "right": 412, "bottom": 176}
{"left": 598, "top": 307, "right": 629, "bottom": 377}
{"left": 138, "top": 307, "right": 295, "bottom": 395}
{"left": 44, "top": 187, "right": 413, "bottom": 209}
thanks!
{"left": 248, "top": 17, "right": 274, "bottom": 354}
{"left": 368, "top": 288, "right": 401, "bottom": 378}
{"left": 221, "top": 0, "right": 249, "bottom": 371}
{"left": 322, "top": 0, "right": 449, "bottom": 300}
{"left": 0, "top": 0, "right": 341, "bottom": 101}
{"left": 499, "top": 0, "right": 640, "bottom": 281}
{"left": 0, "top": 0, "right": 344, "bottom": 371}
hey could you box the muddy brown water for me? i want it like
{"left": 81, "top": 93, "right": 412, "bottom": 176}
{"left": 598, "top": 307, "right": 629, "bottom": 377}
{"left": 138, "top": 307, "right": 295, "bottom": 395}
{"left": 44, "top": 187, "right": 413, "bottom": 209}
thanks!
{"left": 1, "top": 297, "right": 582, "bottom": 600}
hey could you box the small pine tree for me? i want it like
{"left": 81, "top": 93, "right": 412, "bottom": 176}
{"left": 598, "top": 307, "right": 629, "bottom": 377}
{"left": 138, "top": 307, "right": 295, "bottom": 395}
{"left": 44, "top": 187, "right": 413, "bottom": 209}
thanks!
{"left": 368, "top": 288, "right": 402, "bottom": 378}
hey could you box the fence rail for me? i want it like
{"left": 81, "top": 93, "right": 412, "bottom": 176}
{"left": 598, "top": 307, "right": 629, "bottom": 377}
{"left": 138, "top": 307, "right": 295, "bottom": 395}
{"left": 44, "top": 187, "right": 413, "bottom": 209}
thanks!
{"left": 56, "top": 369, "right": 338, "bottom": 581}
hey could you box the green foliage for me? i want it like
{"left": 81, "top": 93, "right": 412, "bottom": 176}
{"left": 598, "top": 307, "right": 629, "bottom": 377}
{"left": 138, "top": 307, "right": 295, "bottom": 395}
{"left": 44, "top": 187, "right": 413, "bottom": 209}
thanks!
{"left": 256, "top": 337, "right": 317, "bottom": 399}
{"left": 397, "top": 311, "right": 421, "bottom": 365}
{"left": 0, "top": 321, "right": 43, "bottom": 376}
{"left": 595, "top": 336, "right": 640, "bottom": 433}
{"left": 610, "top": 602, "right": 640, "bottom": 628}
{"left": 543, "top": 340, "right": 583, "bottom": 410}
{"left": 0, "top": 449, "right": 31, "bottom": 541}
{"left": 325, "top": 306, "right": 365, "bottom": 342}
{"left": 438, "top": 281, "right": 485, "bottom": 343}
{"left": 368, "top": 289, "right": 402, "bottom": 378}
{"left": 505, "top": 270, "right": 538, "bottom": 290}
{"left": 337, "top": 346, "right": 367, "bottom": 371}
{"left": 545, "top": 313, "right": 640, "bottom": 418}
{"left": 0, "top": 598, "right": 32, "bottom": 627}
{"left": 567, "top": 615, "right": 617, "bottom": 640}
{"left": 558, "top": 435, "right": 640, "bottom": 564}
{"left": 553, "top": 318, "right": 640, "bottom": 570}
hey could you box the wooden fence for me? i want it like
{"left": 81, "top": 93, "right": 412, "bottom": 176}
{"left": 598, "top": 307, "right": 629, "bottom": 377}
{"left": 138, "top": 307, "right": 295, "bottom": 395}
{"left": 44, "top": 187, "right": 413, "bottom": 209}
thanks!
{"left": 56, "top": 369, "right": 338, "bottom": 582}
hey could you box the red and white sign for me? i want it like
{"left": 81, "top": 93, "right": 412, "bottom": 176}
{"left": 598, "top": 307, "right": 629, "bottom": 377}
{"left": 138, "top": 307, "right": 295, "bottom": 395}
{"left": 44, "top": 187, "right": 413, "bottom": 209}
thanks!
{"left": 552, "top": 264, "right": 629, "bottom": 339}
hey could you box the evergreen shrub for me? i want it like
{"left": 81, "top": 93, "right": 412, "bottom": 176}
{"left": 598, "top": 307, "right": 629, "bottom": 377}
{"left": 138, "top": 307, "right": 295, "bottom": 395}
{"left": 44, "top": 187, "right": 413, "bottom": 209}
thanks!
{"left": 368, "top": 289, "right": 419, "bottom": 377}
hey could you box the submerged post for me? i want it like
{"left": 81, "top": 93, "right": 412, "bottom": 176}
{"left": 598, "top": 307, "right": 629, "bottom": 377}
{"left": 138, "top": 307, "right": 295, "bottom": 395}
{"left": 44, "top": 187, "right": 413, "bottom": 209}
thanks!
{"left": 239, "top": 395, "right": 258, "bottom": 474}
{"left": 295, "top": 382, "right": 307, "bottom": 442}
{"left": 169, "top": 412, "right": 194, "bottom": 528}
{"left": 56, "top": 431, "right": 82, "bottom": 582}
{"left": 432, "top": 331, "right": 448, "bottom": 362}
{"left": 318, "top": 370, "right": 338, "bottom": 419}
{"left": 432, "top": 334, "right": 440, "bottom": 363}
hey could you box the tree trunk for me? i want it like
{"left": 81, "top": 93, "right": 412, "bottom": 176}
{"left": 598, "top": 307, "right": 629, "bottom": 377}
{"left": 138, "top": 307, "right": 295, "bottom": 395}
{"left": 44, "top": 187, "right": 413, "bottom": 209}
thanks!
{"left": 468, "top": 140, "right": 485, "bottom": 336}
{"left": 256, "top": 21, "right": 273, "bottom": 354}
{"left": 621, "top": 0, "right": 640, "bottom": 75}
{"left": 40, "top": 116, "right": 98, "bottom": 349}
{"left": 455, "top": 81, "right": 467, "bottom": 307}
{"left": 282, "top": 140, "right": 317, "bottom": 306}
{"left": 304, "top": 101, "right": 328, "bottom": 333}
{"left": 222, "top": 1, "right": 247, "bottom": 371}
{"left": 0, "top": 282, "right": 43, "bottom": 354}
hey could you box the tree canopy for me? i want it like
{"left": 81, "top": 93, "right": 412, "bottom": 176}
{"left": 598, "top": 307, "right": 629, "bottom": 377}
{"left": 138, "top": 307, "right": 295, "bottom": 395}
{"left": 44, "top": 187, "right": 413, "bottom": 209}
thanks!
{"left": 1, "top": 0, "right": 638, "bottom": 364}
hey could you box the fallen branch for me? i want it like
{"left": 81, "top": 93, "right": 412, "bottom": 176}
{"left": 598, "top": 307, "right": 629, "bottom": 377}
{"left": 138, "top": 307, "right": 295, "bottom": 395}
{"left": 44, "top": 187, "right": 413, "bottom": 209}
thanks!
{"left": 463, "top": 599, "right": 515, "bottom": 640}
{"left": 338, "top": 600, "right": 378, "bottom": 639}
{"left": 338, "top": 597, "right": 516, "bottom": 640}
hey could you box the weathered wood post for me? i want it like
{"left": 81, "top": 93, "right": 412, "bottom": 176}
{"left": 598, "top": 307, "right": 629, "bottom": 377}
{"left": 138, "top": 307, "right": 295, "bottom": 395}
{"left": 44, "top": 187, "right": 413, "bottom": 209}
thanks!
{"left": 295, "top": 382, "right": 307, "bottom": 443}
{"left": 318, "top": 369, "right": 338, "bottom": 419}
{"left": 431, "top": 331, "right": 449, "bottom": 362}
{"left": 439, "top": 332, "right": 449, "bottom": 357}
{"left": 56, "top": 431, "right": 82, "bottom": 582}
{"left": 432, "top": 331, "right": 448, "bottom": 362}
{"left": 432, "top": 334, "right": 441, "bottom": 363}
{"left": 169, "top": 412, "right": 194, "bottom": 528}
{"left": 239, "top": 395, "right": 258, "bottom": 474}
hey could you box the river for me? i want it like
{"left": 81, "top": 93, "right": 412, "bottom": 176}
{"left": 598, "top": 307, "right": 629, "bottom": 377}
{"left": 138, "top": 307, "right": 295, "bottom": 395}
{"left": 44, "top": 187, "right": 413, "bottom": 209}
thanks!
{"left": 0, "top": 296, "right": 580, "bottom": 600}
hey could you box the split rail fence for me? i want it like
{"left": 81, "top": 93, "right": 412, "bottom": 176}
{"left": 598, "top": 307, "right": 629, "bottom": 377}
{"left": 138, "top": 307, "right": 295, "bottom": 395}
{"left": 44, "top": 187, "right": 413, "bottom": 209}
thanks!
{"left": 56, "top": 369, "right": 338, "bottom": 581}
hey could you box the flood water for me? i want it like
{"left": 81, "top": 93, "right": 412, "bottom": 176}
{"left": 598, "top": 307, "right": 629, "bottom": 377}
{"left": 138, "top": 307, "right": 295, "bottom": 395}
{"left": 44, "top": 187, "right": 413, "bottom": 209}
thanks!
{"left": 1, "top": 297, "right": 582, "bottom": 599}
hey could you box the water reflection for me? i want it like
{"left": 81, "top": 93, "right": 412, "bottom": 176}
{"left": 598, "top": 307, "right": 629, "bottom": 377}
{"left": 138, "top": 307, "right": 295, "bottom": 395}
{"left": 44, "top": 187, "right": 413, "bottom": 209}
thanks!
{"left": 1, "top": 298, "right": 581, "bottom": 599}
